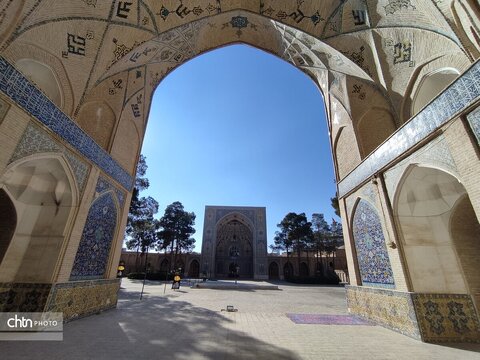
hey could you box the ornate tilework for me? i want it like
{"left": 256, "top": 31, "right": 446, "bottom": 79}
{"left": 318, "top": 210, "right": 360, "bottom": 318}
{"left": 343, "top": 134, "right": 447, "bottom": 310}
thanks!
{"left": 0, "top": 283, "right": 52, "bottom": 312}
{"left": 345, "top": 285, "right": 420, "bottom": 339}
{"left": 338, "top": 60, "right": 480, "bottom": 197}
{"left": 0, "top": 57, "right": 133, "bottom": 190}
{"left": 352, "top": 200, "right": 395, "bottom": 288}
{"left": 96, "top": 175, "right": 126, "bottom": 208}
{"left": 10, "top": 124, "right": 89, "bottom": 194}
{"left": 412, "top": 293, "right": 480, "bottom": 342}
{"left": 70, "top": 192, "right": 118, "bottom": 280}
{"left": 467, "top": 106, "right": 480, "bottom": 146}
{"left": 45, "top": 279, "right": 120, "bottom": 321}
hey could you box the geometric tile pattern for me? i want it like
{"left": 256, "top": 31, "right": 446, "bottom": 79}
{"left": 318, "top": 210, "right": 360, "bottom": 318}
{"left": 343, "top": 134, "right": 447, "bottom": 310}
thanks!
{"left": 412, "top": 293, "right": 480, "bottom": 343}
{"left": 352, "top": 200, "right": 395, "bottom": 288}
{"left": 467, "top": 106, "right": 480, "bottom": 146}
{"left": 0, "top": 282, "right": 52, "bottom": 313}
{"left": 69, "top": 190, "right": 118, "bottom": 280}
{"left": 0, "top": 56, "right": 133, "bottom": 190}
{"left": 45, "top": 279, "right": 120, "bottom": 321}
{"left": 10, "top": 123, "right": 89, "bottom": 194}
{"left": 286, "top": 313, "right": 374, "bottom": 325}
{"left": 339, "top": 60, "right": 480, "bottom": 197}
{"left": 346, "top": 285, "right": 421, "bottom": 339}
{"left": 96, "top": 175, "right": 126, "bottom": 208}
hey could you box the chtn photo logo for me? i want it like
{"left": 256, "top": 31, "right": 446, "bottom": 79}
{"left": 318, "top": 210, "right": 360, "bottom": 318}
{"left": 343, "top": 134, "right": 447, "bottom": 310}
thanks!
{"left": 6, "top": 314, "right": 59, "bottom": 329}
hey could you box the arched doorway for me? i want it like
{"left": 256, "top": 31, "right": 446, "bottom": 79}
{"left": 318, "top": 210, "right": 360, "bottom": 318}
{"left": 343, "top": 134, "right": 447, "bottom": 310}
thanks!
{"left": 215, "top": 217, "right": 253, "bottom": 279}
{"left": 283, "top": 262, "right": 294, "bottom": 280}
{"left": 188, "top": 260, "right": 200, "bottom": 278}
{"left": 299, "top": 262, "right": 309, "bottom": 277}
{"left": 268, "top": 262, "right": 279, "bottom": 280}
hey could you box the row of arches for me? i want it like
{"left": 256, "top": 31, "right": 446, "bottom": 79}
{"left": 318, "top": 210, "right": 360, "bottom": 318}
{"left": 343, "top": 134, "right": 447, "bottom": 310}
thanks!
{"left": 267, "top": 262, "right": 310, "bottom": 280}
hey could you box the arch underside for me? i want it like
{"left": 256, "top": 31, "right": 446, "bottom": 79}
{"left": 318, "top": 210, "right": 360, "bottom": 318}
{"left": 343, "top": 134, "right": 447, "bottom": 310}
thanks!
{"left": 1, "top": 2, "right": 474, "bottom": 181}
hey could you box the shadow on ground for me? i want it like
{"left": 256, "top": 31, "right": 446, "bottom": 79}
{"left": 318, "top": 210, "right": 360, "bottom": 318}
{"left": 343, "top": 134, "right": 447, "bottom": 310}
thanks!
{"left": 1, "top": 288, "right": 300, "bottom": 360}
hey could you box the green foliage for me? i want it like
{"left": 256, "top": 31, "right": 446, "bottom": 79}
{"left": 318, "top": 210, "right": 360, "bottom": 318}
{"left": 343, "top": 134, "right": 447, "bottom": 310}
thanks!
{"left": 157, "top": 201, "right": 196, "bottom": 255}
{"left": 330, "top": 195, "right": 340, "bottom": 218}
{"left": 277, "top": 212, "right": 312, "bottom": 267}
{"left": 125, "top": 155, "right": 159, "bottom": 254}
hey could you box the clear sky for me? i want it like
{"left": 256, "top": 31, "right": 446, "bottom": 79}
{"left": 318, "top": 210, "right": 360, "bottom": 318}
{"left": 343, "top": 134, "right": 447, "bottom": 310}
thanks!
{"left": 140, "top": 44, "right": 338, "bottom": 252}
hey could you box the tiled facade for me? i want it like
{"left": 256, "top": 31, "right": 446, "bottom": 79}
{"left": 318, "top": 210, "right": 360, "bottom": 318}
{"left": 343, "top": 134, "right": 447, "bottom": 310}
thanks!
{"left": 45, "top": 279, "right": 120, "bottom": 321}
{"left": 346, "top": 285, "right": 420, "bottom": 339}
{"left": 352, "top": 200, "right": 395, "bottom": 288}
{"left": 412, "top": 293, "right": 480, "bottom": 343}
{"left": 10, "top": 123, "right": 90, "bottom": 194}
{"left": 347, "top": 286, "right": 480, "bottom": 343}
{"left": 0, "top": 283, "right": 52, "bottom": 313}
{"left": 70, "top": 188, "right": 118, "bottom": 281}
{"left": 467, "top": 106, "right": 480, "bottom": 146}
{"left": 338, "top": 61, "right": 480, "bottom": 197}
{"left": 0, "top": 57, "right": 133, "bottom": 190}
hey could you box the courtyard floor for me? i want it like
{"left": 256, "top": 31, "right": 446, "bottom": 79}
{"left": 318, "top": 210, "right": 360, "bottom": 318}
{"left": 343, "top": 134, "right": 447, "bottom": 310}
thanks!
{"left": 2, "top": 279, "right": 480, "bottom": 359}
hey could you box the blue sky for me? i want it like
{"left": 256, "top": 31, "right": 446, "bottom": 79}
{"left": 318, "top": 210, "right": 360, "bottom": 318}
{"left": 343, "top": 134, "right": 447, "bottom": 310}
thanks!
{"left": 140, "top": 44, "right": 338, "bottom": 252}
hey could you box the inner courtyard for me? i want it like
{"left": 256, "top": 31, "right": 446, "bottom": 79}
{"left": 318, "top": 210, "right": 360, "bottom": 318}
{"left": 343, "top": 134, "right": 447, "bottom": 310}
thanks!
{"left": 1, "top": 0, "right": 480, "bottom": 354}
{"left": 2, "top": 279, "right": 480, "bottom": 359}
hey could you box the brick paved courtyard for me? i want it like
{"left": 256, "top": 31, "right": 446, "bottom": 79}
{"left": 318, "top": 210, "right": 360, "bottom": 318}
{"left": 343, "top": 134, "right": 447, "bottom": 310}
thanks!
{"left": 2, "top": 279, "right": 480, "bottom": 359}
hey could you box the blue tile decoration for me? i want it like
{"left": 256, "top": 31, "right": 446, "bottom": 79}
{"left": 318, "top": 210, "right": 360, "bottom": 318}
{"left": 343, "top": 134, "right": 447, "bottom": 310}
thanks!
{"left": 338, "top": 60, "right": 480, "bottom": 197}
{"left": 352, "top": 199, "right": 395, "bottom": 288}
{"left": 0, "top": 56, "right": 133, "bottom": 190}
{"left": 467, "top": 106, "right": 480, "bottom": 145}
{"left": 346, "top": 285, "right": 421, "bottom": 339}
{"left": 96, "top": 175, "right": 125, "bottom": 208}
{"left": 411, "top": 293, "right": 480, "bottom": 342}
{"left": 10, "top": 124, "right": 89, "bottom": 194}
{"left": 70, "top": 190, "right": 118, "bottom": 280}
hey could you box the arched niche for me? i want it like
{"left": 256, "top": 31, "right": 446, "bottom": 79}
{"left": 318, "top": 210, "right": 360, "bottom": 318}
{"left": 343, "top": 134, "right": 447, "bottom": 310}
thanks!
{"left": 0, "top": 189, "right": 17, "bottom": 265}
{"left": 76, "top": 101, "right": 116, "bottom": 150}
{"left": 188, "top": 259, "right": 200, "bottom": 278}
{"left": 110, "top": 117, "right": 140, "bottom": 175}
{"left": 215, "top": 216, "right": 253, "bottom": 279}
{"left": 268, "top": 261, "right": 279, "bottom": 279}
{"left": 70, "top": 191, "right": 119, "bottom": 280}
{"left": 356, "top": 109, "right": 396, "bottom": 158}
{"left": 160, "top": 258, "right": 169, "bottom": 273}
{"left": 15, "top": 58, "right": 63, "bottom": 109}
{"left": 394, "top": 165, "right": 472, "bottom": 293}
{"left": 351, "top": 198, "right": 395, "bottom": 288}
{"left": 0, "top": 156, "right": 76, "bottom": 283}
{"left": 283, "top": 262, "right": 293, "bottom": 279}
{"left": 450, "top": 195, "right": 480, "bottom": 309}
{"left": 299, "top": 262, "right": 309, "bottom": 277}
{"left": 334, "top": 125, "right": 362, "bottom": 180}
{"left": 411, "top": 68, "right": 460, "bottom": 116}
